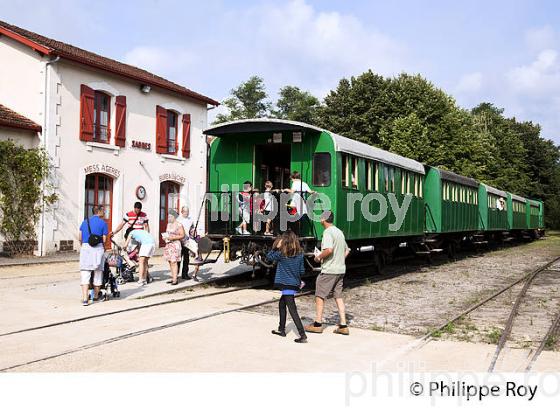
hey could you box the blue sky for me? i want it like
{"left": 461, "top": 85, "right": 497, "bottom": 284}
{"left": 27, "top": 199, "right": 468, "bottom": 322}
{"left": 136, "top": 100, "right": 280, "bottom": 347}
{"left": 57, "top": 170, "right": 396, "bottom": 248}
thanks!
{"left": 2, "top": 0, "right": 560, "bottom": 143}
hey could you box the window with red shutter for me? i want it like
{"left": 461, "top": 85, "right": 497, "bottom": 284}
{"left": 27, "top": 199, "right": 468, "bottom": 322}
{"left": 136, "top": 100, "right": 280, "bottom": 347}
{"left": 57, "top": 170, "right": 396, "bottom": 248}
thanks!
{"left": 167, "top": 111, "right": 178, "bottom": 154}
{"left": 182, "top": 113, "right": 191, "bottom": 158}
{"left": 115, "top": 96, "right": 126, "bottom": 147}
{"left": 79, "top": 85, "right": 95, "bottom": 142}
{"left": 93, "top": 91, "right": 111, "bottom": 143}
{"left": 156, "top": 105, "right": 168, "bottom": 154}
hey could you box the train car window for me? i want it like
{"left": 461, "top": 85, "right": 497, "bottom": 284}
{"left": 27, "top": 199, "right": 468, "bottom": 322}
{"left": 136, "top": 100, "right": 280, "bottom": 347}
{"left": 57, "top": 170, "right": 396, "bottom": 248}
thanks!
{"left": 419, "top": 178, "right": 423, "bottom": 198}
{"left": 442, "top": 182, "right": 446, "bottom": 200}
{"left": 313, "top": 153, "right": 331, "bottom": 187}
{"left": 366, "top": 161, "right": 373, "bottom": 191}
{"left": 374, "top": 163, "right": 379, "bottom": 191}
{"left": 415, "top": 175, "right": 419, "bottom": 197}
{"left": 351, "top": 156, "right": 359, "bottom": 189}
{"left": 389, "top": 167, "right": 395, "bottom": 193}
{"left": 400, "top": 172, "right": 405, "bottom": 195}
{"left": 383, "top": 165, "right": 389, "bottom": 192}
{"left": 341, "top": 154, "right": 349, "bottom": 187}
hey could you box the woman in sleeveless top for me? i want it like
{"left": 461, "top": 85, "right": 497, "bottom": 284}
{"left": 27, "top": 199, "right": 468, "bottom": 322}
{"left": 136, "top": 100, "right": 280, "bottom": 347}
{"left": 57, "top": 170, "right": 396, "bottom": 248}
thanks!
{"left": 163, "top": 209, "right": 185, "bottom": 285}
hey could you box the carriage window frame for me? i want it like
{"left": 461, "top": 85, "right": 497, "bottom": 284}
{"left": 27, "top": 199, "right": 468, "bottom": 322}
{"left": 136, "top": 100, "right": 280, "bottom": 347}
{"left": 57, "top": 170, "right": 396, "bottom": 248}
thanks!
{"left": 312, "top": 152, "right": 331, "bottom": 187}
{"left": 383, "top": 165, "right": 389, "bottom": 192}
{"left": 341, "top": 153, "right": 349, "bottom": 188}
{"left": 366, "top": 161, "right": 373, "bottom": 191}
{"left": 351, "top": 156, "right": 359, "bottom": 190}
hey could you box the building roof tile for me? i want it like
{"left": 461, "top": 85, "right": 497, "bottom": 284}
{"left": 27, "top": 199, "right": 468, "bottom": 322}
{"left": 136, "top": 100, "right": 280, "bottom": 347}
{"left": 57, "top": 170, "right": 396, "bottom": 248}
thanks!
{"left": 0, "top": 104, "right": 42, "bottom": 132}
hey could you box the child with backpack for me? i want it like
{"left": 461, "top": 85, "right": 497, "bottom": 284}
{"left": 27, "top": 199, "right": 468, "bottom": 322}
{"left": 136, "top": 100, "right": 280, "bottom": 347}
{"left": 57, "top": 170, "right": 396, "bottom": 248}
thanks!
{"left": 266, "top": 231, "right": 307, "bottom": 343}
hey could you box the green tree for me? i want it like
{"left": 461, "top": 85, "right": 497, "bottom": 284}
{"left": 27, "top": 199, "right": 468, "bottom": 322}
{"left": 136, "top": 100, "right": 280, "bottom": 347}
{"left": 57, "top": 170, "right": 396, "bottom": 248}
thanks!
{"left": 317, "top": 70, "right": 389, "bottom": 144}
{"left": 0, "top": 141, "right": 57, "bottom": 255}
{"left": 272, "top": 85, "right": 320, "bottom": 124}
{"left": 214, "top": 76, "right": 271, "bottom": 123}
{"left": 471, "top": 103, "right": 529, "bottom": 193}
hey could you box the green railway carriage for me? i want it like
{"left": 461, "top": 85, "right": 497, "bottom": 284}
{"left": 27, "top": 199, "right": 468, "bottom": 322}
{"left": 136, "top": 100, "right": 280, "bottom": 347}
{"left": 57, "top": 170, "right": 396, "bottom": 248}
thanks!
{"left": 478, "top": 184, "right": 508, "bottom": 231}
{"left": 199, "top": 119, "right": 545, "bottom": 271}
{"left": 507, "top": 193, "right": 528, "bottom": 230}
{"left": 537, "top": 200, "right": 545, "bottom": 230}
{"left": 527, "top": 199, "right": 541, "bottom": 230}
{"left": 203, "top": 119, "right": 425, "bottom": 244}
{"left": 423, "top": 166, "right": 479, "bottom": 234}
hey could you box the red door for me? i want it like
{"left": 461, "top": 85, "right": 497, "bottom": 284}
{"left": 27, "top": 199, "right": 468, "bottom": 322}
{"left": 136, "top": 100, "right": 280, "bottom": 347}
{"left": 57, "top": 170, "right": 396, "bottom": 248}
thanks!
{"left": 159, "top": 181, "right": 180, "bottom": 247}
{"left": 85, "top": 173, "right": 113, "bottom": 247}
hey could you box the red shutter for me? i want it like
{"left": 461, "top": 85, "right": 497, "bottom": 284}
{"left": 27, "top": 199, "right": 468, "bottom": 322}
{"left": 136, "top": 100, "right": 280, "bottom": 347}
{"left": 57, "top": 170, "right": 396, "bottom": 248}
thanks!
{"left": 182, "top": 113, "right": 191, "bottom": 158}
{"left": 79, "top": 85, "right": 94, "bottom": 141}
{"left": 156, "top": 105, "right": 168, "bottom": 154}
{"left": 115, "top": 96, "right": 126, "bottom": 147}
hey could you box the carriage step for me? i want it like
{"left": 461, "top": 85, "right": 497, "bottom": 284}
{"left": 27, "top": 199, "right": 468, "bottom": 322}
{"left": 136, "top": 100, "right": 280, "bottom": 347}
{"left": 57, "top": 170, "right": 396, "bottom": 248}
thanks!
{"left": 431, "top": 248, "right": 444, "bottom": 253}
{"left": 473, "top": 241, "right": 488, "bottom": 245}
{"left": 424, "top": 238, "right": 438, "bottom": 243}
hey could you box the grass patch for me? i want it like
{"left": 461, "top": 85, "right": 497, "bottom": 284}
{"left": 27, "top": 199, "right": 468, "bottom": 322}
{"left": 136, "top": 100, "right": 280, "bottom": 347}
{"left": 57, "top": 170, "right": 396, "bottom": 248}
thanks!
{"left": 545, "top": 335, "right": 558, "bottom": 350}
{"left": 431, "top": 322, "right": 456, "bottom": 338}
{"left": 485, "top": 327, "right": 502, "bottom": 344}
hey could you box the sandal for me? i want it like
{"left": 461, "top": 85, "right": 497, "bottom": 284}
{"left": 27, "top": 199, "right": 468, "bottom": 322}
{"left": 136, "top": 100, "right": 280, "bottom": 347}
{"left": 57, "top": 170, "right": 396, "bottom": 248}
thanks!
{"left": 166, "top": 280, "right": 173, "bottom": 284}
{"left": 171, "top": 281, "right": 179, "bottom": 286}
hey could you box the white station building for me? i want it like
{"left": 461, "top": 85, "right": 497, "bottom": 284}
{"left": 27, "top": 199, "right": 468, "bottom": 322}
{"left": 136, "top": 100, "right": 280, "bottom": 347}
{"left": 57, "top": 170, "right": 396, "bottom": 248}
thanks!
{"left": 0, "top": 20, "right": 219, "bottom": 254}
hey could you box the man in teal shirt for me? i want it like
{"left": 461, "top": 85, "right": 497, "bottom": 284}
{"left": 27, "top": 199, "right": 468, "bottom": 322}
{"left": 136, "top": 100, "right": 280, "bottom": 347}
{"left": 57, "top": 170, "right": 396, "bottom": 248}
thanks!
{"left": 306, "top": 211, "right": 350, "bottom": 335}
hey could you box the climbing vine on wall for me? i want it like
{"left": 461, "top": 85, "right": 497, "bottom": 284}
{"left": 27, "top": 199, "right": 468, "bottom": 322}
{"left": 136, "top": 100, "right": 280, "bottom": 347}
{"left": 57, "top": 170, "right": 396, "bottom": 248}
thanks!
{"left": 0, "top": 141, "right": 57, "bottom": 255}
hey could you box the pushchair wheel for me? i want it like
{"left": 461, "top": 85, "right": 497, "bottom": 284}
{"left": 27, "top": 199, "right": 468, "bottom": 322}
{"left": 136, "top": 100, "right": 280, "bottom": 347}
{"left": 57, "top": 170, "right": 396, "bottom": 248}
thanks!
{"left": 117, "top": 277, "right": 125, "bottom": 285}
{"left": 113, "top": 291, "right": 120, "bottom": 298}
{"left": 104, "top": 293, "right": 109, "bottom": 301}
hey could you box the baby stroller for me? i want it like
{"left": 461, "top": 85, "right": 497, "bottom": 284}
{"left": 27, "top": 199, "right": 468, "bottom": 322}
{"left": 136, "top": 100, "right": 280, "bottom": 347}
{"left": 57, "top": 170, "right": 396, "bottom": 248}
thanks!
{"left": 107, "top": 239, "right": 137, "bottom": 284}
{"left": 86, "top": 261, "right": 120, "bottom": 302}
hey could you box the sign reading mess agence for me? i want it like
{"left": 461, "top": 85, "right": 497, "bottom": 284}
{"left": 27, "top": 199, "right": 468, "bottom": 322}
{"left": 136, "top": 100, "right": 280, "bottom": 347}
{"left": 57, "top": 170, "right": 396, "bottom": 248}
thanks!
{"left": 84, "top": 163, "right": 121, "bottom": 178}
{"left": 132, "top": 140, "right": 152, "bottom": 150}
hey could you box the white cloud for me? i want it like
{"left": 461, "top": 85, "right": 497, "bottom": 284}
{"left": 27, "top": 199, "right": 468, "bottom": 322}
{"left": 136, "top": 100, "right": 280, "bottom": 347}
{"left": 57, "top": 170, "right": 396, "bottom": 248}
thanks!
{"left": 122, "top": 0, "right": 408, "bottom": 101}
{"left": 506, "top": 49, "right": 560, "bottom": 96}
{"left": 455, "top": 72, "right": 483, "bottom": 94}
{"left": 123, "top": 46, "right": 198, "bottom": 79}
{"left": 525, "top": 26, "right": 557, "bottom": 52}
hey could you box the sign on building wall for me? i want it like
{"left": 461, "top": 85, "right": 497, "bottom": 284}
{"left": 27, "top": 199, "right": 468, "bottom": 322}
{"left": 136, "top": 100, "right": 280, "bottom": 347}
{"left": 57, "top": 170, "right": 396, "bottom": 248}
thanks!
{"left": 84, "top": 163, "right": 121, "bottom": 178}
{"left": 159, "top": 172, "right": 186, "bottom": 185}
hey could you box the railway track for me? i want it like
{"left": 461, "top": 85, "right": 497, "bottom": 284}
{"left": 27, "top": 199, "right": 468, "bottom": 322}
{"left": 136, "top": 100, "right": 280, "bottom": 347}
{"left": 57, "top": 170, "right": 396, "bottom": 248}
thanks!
{"left": 0, "top": 263, "right": 382, "bottom": 372}
{"left": 2, "top": 249, "right": 557, "bottom": 372}
{"left": 415, "top": 255, "right": 560, "bottom": 371}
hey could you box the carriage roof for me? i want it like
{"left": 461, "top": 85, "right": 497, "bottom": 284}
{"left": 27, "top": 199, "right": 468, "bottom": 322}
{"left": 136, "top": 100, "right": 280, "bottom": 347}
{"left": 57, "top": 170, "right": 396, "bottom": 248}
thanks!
{"left": 481, "top": 183, "right": 507, "bottom": 198}
{"left": 204, "top": 118, "right": 425, "bottom": 174}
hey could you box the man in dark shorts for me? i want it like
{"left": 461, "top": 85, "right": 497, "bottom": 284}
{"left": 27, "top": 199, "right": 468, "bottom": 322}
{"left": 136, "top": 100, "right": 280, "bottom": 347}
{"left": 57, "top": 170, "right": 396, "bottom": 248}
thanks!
{"left": 305, "top": 211, "right": 350, "bottom": 335}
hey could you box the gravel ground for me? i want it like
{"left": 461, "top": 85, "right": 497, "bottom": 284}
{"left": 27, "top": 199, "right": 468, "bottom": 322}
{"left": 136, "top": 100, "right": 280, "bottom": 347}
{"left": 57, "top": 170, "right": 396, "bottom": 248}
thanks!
{"left": 249, "top": 234, "right": 560, "bottom": 348}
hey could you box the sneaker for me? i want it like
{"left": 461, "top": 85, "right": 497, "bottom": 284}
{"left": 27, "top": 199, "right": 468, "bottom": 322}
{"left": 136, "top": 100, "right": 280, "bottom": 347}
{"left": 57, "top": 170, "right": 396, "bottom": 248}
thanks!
{"left": 264, "top": 232, "right": 273, "bottom": 236}
{"left": 242, "top": 230, "right": 250, "bottom": 235}
{"left": 334, "top": 326, "right": 350, "bottom": 336}
{"left": 294, "top": 336, "right": 308, "bottom": 343}
{"left": 137, "top": 280, "right": 146, "bottom": 287}
{"left": 304, "top": 322, "right": 323, "bottom": 333}
{"left": 236, "top": 226, "right": 243, "bottom": 234}
{"left": 82, "top": 300, "right": 89, "bottom": 306}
